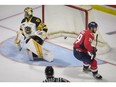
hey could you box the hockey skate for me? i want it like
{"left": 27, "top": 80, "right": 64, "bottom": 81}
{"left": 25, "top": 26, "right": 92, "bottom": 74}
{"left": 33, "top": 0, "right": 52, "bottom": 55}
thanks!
{"left": 93, "top": 73, "right": 102, "bottom": 79}
{"left": 83, "top": 66, "right": 91, "bottom": 73}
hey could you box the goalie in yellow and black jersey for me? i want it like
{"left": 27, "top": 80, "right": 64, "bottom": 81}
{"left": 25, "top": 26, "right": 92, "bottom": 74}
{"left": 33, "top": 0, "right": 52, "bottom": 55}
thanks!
{"left": 15, "top": 7, "right": 53, "bottom": 62}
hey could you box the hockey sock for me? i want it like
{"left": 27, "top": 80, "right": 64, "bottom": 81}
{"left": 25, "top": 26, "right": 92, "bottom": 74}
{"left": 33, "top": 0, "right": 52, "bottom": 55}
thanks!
{"left": 90, "top": 59, "right": 98, "bottom": 72}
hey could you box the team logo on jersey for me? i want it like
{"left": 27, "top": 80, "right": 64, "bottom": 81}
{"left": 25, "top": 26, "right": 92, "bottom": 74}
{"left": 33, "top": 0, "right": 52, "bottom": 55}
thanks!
{"left": 25, "top": 26, "right": 32, "bottom": 34}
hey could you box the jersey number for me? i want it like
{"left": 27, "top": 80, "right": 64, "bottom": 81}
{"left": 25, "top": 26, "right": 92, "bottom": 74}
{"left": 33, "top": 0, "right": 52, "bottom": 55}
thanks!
{"left": 75, "top": 34, "right": 83, "bottom": 44}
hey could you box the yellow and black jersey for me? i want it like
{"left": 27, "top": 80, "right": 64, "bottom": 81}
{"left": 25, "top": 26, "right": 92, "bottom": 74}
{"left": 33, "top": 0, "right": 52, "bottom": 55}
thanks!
{"left": 21, "top": 16, "right": 48, "bottom": 32}
{"left": 19, "top": 16, "right": 48, "bottom": 38}
{"left": 15, "top": 16, "right": 47, "bottom": 47}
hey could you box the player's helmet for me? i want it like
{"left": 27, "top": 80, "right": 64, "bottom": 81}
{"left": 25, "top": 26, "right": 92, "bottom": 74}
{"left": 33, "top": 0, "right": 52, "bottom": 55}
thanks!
{"left": 24, "top": 7, "right": 33, "bottom": 17}
{"left": 45, "top": 66, "right": 54, "bottom": 76}
{"left": 88, "top": 22, "right": 98, "bottom": 29}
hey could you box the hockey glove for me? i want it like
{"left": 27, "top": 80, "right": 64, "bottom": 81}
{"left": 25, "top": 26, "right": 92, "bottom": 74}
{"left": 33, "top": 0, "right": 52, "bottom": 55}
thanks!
{"left": 90, "top": 47, "right": 97, "bottom": 60}
{"left": 93, "top": 47, "right": 97, "bottom": 52}
{"left": 90, "top": 52, "right": 96, "bottom": 60}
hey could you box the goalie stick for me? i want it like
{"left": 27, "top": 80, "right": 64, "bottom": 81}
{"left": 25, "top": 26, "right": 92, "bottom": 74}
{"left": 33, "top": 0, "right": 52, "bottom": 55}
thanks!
{"left": 18, "top": 40, "right": 22, "bottom": 51}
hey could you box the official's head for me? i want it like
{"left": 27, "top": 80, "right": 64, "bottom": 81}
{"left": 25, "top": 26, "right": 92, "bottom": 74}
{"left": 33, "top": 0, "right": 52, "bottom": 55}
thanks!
{"left": 45, "top": 66, "right": 54, "bottom": 78}
{"left": 24, "top": 7, "right": 33, "bottom": 18}
{"left": 88, "top": 21, "right": 98, "bottom": 33}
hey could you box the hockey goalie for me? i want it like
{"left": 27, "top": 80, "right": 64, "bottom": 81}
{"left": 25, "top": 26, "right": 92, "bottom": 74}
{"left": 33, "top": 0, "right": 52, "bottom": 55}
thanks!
{"left": 14, "top": 7, "right": 54, "bottom": 62}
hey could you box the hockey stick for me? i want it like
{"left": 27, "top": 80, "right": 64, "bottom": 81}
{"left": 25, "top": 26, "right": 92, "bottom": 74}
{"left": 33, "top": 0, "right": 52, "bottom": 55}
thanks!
{"left": 91, "top": 34, "right": 98, "bottom": 60}
{"left": 18, "top": 40, "right": 22, "bottom": 51}
{"left": 95, "top": 34, "right": 98, "bottom": 48}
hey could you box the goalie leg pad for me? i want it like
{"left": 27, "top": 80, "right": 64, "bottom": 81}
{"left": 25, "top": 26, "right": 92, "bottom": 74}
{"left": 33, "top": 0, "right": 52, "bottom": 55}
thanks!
{"left": 43, "top": 48, "right": 54, "bottom": 62}
{"left": 26, "top": 38, "right": 54, "bottom": 62}
{"left": 26, "top": 38, "right": 43, "bottom": 59}
{"left": 32, "top": 39, "right": 43, "bottom": 58}
{"left": 26, "top": 49, "right": 34, "bottom": 61}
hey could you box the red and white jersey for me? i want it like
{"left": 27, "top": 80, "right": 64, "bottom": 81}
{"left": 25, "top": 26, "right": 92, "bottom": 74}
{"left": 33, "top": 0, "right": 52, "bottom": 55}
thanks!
{"left": 73, "top": 30, "right": 94, "bottom": 53}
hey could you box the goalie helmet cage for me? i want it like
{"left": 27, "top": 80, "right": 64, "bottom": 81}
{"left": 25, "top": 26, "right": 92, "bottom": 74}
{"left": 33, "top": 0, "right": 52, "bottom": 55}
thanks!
{"left": 41, "top": 5, "right": 110, "bottom": 54}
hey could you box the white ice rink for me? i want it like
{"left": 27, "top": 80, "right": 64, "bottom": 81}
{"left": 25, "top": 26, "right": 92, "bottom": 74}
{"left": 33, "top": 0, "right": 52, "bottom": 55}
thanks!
{"left": 0, "top": 5, "right": 116, "bottom": 83}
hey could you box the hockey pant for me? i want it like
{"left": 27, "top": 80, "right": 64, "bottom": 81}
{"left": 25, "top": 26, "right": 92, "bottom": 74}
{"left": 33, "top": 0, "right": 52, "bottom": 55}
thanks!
{"left": 73, "top": 47, "right": 98, "bottom": 72}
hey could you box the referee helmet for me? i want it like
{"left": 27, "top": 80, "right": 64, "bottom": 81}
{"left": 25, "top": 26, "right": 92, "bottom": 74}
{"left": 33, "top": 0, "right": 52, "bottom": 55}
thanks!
{"left": 45, "top": 66, "right": 54, "bottom": 76}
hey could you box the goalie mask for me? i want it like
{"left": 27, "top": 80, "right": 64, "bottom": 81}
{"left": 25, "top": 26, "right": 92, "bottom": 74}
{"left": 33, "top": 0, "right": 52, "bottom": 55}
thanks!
{"left": 24, "top": 7, "right": 33, "bottom": 18}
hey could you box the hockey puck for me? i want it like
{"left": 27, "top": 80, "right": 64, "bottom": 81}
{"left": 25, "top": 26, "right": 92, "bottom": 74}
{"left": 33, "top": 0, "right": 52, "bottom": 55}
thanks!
{"left": 64, "top": 36, "right": 67, "bottom": 39}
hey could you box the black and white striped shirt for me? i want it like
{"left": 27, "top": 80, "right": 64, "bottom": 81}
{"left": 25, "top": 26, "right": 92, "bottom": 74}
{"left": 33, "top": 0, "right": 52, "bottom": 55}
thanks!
{"left": 43, "top": 77, "right": 69, "bottom": 82}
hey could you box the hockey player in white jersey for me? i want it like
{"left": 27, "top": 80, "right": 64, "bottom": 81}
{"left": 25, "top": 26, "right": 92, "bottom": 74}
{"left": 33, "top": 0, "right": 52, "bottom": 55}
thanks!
{"left": 15, "top": 7, "right": 54, "bottom": 62}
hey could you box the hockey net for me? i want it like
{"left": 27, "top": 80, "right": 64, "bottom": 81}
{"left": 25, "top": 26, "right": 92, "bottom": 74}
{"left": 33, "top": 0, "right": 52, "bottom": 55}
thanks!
{"left": 41, "top": 5, "right": 110, "bottom": 54}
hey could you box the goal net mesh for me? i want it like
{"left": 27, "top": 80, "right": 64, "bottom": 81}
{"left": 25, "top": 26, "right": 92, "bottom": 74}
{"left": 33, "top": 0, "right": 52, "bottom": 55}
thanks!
{"left": 42, "top": 5, "right": 110, "bottom": 54}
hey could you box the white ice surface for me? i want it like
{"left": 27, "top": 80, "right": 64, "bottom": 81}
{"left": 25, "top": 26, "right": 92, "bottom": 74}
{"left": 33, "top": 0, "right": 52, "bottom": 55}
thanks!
{"left": 0, "top": 6, "right": 116, "bottom": 82}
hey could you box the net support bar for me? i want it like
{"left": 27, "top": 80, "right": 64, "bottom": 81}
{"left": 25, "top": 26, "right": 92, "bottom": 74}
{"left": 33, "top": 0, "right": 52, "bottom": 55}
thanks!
{"left": 65, "top": 5, "right": 88, "bottom": 29}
